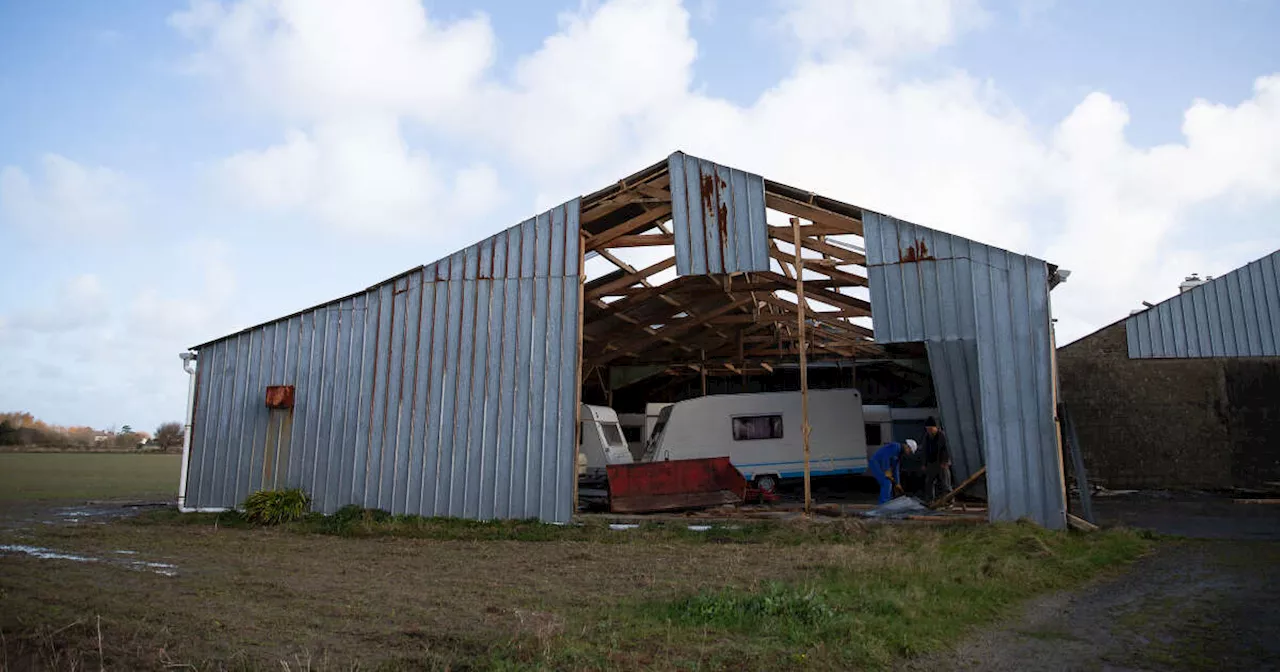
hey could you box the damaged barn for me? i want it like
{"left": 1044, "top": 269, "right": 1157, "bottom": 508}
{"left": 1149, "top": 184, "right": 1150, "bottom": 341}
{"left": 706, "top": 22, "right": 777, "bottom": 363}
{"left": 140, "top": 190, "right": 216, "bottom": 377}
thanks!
{"left": 176, "top": 151, "right": 1069, "bottom": 528}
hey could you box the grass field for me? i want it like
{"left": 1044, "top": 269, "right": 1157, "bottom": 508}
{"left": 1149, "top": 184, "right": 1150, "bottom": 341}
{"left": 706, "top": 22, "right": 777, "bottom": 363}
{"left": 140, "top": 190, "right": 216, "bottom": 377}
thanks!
{"left": 0, "top": 511, "right": 1154, "bottom": 671}
{"left": 0, "top": 453, "right": 180, "bottom": 501}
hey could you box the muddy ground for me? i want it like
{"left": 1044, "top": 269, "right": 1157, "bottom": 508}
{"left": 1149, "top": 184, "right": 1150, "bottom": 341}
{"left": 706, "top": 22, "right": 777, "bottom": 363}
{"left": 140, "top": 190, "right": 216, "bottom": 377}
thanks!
{"left": 2, "top": 488, "right": 1276, "bottom": 670}
{"left": 904, "top": 491, "right": 1280, "bottom": 672}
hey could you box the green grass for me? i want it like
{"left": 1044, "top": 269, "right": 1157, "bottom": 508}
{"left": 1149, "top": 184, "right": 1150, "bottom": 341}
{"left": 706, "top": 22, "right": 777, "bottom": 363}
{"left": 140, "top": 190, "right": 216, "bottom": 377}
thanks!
{"left": 0, "top": 452, "right": 180, "bottom": 500}
{"left": 572, "top": 523, "right": 1153, "bottom": 670}
{"left": 135, "top": 505, "right": 878, "bottom": 544}
{"left": 127, "top": 507, "right": 1153, "bottom": 669}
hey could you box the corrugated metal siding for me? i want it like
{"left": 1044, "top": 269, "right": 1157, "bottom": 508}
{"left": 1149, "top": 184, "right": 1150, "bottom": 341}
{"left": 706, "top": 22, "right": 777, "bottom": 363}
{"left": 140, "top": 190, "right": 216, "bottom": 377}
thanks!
{"left": 186, "top": 200, "right": 582, "bottom": 522}
{"left": 668, "top": 152, "right": 770, "bottom": 276}
{"left": 865, "top": 213, "right": 1066, "bottom": 529}
{"left": 1126, "top": 249, "right": 1280, "bottom": 359}
{"left": 923, "top": 340, "right": 983, "bottom": 488}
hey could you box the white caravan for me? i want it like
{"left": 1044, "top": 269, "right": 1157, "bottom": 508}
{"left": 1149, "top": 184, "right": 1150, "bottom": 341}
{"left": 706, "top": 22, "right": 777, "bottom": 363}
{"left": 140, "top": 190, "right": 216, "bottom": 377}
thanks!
{"left": 613, "top": 404, "right": 675, "bottom": 460}
{"left": 642, "top": 389, "right": 868, "bottom": 492}
{"left": 645, "top": 402, "right": 673, "bottom": 444}
{"left": 579, "top": 404, "right": 634, "bottom": 479}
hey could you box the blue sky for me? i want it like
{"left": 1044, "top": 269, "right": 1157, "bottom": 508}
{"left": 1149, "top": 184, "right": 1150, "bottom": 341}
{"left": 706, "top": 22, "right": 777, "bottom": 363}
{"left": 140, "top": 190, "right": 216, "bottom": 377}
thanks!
{"left": 2, "top": 0, "right": 1278, "bottom": 432}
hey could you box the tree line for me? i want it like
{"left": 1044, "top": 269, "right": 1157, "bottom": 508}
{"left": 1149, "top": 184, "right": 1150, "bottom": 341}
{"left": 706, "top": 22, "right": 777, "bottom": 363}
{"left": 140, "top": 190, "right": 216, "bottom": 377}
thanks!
{"left": 0, "top": 412, "right": 184, "bottom": 451}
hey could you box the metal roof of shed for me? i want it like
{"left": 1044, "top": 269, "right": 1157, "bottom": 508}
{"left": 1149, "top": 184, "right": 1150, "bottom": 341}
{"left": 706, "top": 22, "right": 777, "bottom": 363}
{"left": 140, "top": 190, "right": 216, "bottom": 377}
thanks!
{"left": 1126, "top": 249, "right": 1280, "bottom": 359}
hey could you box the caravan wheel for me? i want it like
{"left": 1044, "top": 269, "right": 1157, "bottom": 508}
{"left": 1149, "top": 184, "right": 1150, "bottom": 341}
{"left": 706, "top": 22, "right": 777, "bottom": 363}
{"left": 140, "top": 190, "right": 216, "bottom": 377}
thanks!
{"left": 754, "top": 475, "right": 778, "bottom": 493}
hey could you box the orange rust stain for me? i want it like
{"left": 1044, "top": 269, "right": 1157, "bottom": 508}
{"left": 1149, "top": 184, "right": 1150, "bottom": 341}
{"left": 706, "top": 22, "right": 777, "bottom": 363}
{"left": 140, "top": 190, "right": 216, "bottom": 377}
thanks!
{"left": 899, "top": 238, "right": 934, "bottom": 263}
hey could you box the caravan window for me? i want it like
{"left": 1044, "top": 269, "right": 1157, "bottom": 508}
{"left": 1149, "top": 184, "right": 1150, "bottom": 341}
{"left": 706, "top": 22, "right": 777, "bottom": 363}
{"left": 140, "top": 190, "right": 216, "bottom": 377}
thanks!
{"left": 601, "top": 422, "right": 627, "bottom": 447}
{"left": 732, "top": 415, "right": 783, "bottom": 441}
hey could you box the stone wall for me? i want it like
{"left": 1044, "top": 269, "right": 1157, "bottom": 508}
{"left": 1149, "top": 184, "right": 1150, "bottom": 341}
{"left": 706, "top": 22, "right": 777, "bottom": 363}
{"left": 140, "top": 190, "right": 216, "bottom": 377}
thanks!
{"left": 1058, "top": 321, "right": 1279, "bottom": 490}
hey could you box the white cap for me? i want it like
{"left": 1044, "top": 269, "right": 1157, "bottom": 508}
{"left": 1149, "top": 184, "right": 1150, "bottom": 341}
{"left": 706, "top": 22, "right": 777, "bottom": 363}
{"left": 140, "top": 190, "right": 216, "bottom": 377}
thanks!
{"left": 905, "top": 439, "right": 918, "bottom": 451}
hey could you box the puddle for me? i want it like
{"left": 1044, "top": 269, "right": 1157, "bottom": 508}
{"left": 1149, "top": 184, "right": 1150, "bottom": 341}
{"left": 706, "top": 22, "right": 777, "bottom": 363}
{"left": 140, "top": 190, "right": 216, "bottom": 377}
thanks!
{"left": 687, "top": 525, "right": 712, "bottom": 532}
{"left": 0, "top": 544, "right": 178, "bottom": 577}
{"left": 609, "top": 524, "right": 640, "bottom": 531}
{"left": 0, "top": 544, "right": 96, "bottom": 563}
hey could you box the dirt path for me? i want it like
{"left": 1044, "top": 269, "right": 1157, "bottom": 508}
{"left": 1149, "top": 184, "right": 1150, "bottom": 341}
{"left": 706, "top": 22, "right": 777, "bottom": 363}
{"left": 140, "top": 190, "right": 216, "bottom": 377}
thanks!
{"left": 904, "top": 494, "right": 1280, "bottom": 672}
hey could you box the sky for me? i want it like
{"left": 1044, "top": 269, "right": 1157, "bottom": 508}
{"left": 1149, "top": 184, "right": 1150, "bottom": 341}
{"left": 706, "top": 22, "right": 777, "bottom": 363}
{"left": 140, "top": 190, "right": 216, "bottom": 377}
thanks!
{"left": 1, "top": 0, "right": 1278, "bottom": 432}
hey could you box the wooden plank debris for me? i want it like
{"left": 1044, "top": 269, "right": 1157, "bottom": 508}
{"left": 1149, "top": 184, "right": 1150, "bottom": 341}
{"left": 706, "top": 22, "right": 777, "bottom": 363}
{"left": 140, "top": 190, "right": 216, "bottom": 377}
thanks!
{"left": 928, "top": 466, "right": 987, "bottom": 509}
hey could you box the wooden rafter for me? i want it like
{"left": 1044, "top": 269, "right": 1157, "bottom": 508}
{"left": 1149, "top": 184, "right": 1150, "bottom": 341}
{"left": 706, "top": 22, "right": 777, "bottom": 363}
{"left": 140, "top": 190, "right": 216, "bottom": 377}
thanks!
{"left": 585, "top": 257, "right": 677, "bottom": 300}
{"left": 584, "top": 204, "right": 673, "bottom": 251}
{"left": 758, "top": 294, "right": 874, "bottom": 339}
{"left": 765, "top": 193, "right": 863, "bottom": 236}
{"left": 587, "top": 297, "right": 753, "bottom": 368}
{"left": 605, "top": 233, "right": 676, "bottom": 247}
{"left": 757, "top": 271, "right": 871, "bottom": 315}
{"left": 768, "top": 228, "right": 867, "bottom": 266}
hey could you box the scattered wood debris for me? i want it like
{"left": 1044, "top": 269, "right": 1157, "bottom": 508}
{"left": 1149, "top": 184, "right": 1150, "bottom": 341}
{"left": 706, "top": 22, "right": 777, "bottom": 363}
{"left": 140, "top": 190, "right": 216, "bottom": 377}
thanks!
{"left": 1067, "top": 513, "right": 1099, "bottom": 532}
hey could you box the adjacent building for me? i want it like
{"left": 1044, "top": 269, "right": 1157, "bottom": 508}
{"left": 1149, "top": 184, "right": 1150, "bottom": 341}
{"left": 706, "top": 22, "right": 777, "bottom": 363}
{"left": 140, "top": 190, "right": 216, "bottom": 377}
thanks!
{"left": 1058, "top": 250, "right": 1280, "bottom": 490}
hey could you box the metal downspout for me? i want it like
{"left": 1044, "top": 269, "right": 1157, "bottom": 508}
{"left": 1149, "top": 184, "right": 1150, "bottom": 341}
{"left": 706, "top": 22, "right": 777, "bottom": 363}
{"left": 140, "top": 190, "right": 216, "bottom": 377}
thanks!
{"left": 177, "top": 352, "right": 198, "bottom": 512}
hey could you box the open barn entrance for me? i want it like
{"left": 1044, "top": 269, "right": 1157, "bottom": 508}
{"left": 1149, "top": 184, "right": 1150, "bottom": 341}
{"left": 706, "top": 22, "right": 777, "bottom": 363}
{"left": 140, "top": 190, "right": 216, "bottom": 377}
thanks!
{"left": 571, "top": 156, "right": 940, "bottom": 513}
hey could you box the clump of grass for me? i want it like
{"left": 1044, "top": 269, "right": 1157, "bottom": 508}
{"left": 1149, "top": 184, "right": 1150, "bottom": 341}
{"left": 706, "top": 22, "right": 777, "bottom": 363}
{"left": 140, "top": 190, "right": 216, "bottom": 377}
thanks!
{"left": 668, "top": 582, "right": 836, "bottom": 628}
{"left": 612, "top": 523, "right": 1154, "bottom": 669}
{"left": 242, "top": 488, "right": 310, "bottom": 525}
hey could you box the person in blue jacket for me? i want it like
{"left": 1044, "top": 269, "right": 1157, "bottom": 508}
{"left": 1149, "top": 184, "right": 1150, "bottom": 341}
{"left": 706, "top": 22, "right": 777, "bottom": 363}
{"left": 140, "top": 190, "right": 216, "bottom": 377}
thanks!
{"left": 869, "top": 439, "right": 918, "bottom": 504}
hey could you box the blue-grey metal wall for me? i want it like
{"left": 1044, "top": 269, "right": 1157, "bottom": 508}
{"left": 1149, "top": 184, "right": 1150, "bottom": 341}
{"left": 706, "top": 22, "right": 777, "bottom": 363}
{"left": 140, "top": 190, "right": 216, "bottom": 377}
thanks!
{"left": 1126, "top": 249, "right": 1280, "bottom": 359}
{"left": 865, "top": 213, "right": 1066, "bottom": 528}
{"left": 668, "top": 152, "right": 771, "bottom": 276}
{"left": 185, "top": 200, "right": 582, "bottom": 522}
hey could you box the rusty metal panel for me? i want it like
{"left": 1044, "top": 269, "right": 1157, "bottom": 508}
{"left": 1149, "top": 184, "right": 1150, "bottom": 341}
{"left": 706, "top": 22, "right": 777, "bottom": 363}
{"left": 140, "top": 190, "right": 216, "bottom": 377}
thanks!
{"left": 606, "top": 457, "right": 748, "bottom": 514}
{"left": 1126, "top": 249, "right": 1280, "bottom": 359}
{"left": 264, "top": 385, "right": 294, "bottom": 409}
{"left": 186, "top": 200, "right": 582, "bottom": 522}
{"left": 865, "top": 212, "right": 1066, "bottom": 529}
{"left": 668, "top": 151, "right": 769, "bottom": 276}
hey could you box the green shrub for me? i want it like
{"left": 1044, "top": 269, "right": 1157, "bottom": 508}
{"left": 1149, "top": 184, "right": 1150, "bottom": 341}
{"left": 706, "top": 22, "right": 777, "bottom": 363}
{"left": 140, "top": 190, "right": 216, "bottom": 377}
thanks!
{"left": 242, "top": 488, "right": 310, "bottom": 525}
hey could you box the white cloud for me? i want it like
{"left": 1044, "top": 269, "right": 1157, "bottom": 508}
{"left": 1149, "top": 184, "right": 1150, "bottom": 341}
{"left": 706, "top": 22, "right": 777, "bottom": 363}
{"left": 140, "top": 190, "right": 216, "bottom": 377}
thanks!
{"left": 468, "top": 0, "right": 697, "bottom": 180}
{"left": 174, "top": 0, "right": 505, "bottom": 236}
{"left": 169, "top": 0, "right": 1280, "bottom": 343}
{"left": 0, "top": 240, "right": 240, "bottom": 430}
{"left": 218, "top": 116, "right": 504, "bottom": 234}
{"left": 1042, "top": 77, "right": 1280, "bottom": 339}
{"left": 777, "top": 0, "right": 989, "bottom": 60}
{"left": 0, "top": 154, "right": 136, "bottom": 236}
{"left": 8, "top": 274, "right": 110, "bottom": 333}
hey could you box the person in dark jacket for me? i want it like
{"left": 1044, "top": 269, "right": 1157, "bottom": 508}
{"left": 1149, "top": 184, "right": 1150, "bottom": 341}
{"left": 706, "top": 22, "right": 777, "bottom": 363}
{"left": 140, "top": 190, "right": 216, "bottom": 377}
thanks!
{"left": 923, "top": 417, "right": 952, "bottom": 501}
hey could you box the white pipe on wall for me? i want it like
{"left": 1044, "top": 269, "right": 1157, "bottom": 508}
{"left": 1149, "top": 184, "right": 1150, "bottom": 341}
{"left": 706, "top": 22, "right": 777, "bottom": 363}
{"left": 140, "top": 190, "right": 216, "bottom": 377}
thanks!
{"left": 177, "top": 352, "right": 198, "bottom": 513}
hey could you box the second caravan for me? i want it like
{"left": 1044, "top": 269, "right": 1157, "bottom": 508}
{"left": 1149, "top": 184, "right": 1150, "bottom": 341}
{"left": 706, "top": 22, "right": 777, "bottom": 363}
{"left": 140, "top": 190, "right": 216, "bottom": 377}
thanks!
{"left": 642, "top": 389, "right": 872, "bottom": 492}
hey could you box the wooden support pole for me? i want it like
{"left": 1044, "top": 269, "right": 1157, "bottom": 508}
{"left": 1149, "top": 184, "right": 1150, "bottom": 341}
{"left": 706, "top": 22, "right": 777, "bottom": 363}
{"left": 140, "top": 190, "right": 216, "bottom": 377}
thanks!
{"left": 572, "top": 230, "right": 586, "bottom": 516}
{"left": 792, "top": 217, "right": 812, "bottom": 515}
{"left": 700, "top": 349, "right": 708, "bottom": 396}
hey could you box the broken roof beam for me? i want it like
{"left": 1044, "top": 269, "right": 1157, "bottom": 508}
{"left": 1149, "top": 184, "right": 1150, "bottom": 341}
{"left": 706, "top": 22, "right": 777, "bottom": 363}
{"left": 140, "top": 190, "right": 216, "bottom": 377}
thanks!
{"left": 585, "top": 256, "right": 677, "bottom": 300}
{"left": 583, "top": 203, "right": 674, "bottom": 251}
{"left": 758, "top": 294, "right": 874, "bottom": 339}
{"left": 765, "top": 192, "right": 864, "bottom": 237}
{"left": 757, "top": 271, "right": 872, "bottom": 316}
{"left": 768, "top": 228, "right": 867, "bottom": 266}
{"left": 581, "top": 174, "right": 672, "bottom": 221}
{"left": 603, "top": 233, "right": 676, "bottom": 248}
{"left": 587, "top": 297, "right": 754, "bottom": 368}
{"left": 583, "top": 275, "right": 701, "bottom": 322}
